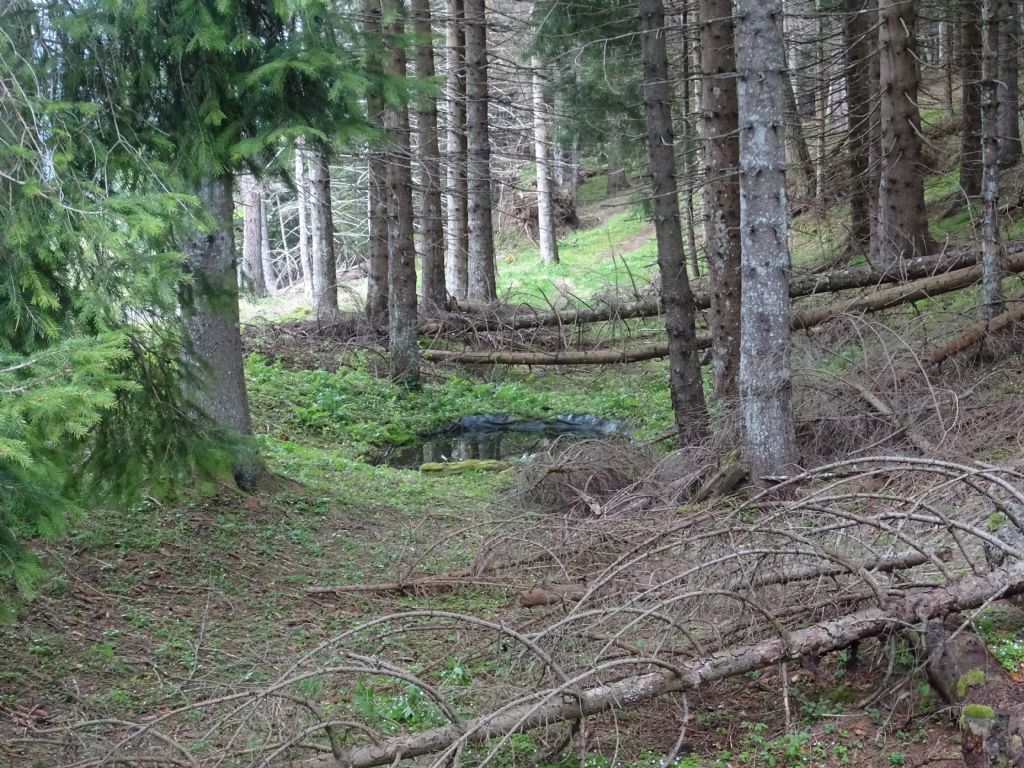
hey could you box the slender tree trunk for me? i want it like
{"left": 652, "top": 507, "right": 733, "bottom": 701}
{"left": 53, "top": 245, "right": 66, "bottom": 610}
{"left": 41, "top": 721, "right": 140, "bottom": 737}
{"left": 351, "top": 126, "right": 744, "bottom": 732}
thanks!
{"left": 181, "top": 174, "right": 252, "bottom": 436}
{"left": 444, "top": 0, "right": 469, "bottom": 301}
{"left": 699, "top": 0, "right": 742, "bottom": 399}
{"left": 295, "top": 143, "right": 314, "bottom": 300}
{"left": 412, "top": 0, "right": 447, "bottom": 309}
{"left": 844, "top": 0, "right": 875, "bottom": 253}
{"left": 997, "top": 0, "right": 1021, "bottom": 167}
{"left": 260, "top": 193, "right": 274, "bottom": 294}
{"left": 962, "top": 0, "right": 984, "bottom": 197}
{"left": 982, "top": 0, "right": 1006, "bottom": 320}
{"left": 606, "top": 130, "right": 629, "bottom": 194}
{"left": 782, "top": 68, "right": 816, "bottom": 198}
{"left": 240, "top": 173, "right": 268, "bottom": 298}
{"left": 735, "top": 0, "right": 798, "bottom": 484}
{"left": 941, "top": 20, "right": 955, "bottom": 118}
{"left": 364, "top": 0, "right": 390, "bottom": 326}
{"left": 464, "top": 0, "right": 497, "bottom": 301}
{"left": 531, "top": 57, "right": 559, "bottom": 266}
{"left": 681, "top": 1, "right": 700, "bottom": 279}
{"left": 878, "top": 0, "right": 935, "bottom": 261}
{"left": 308, "top": 147, "right": 338, "bottom": 320}
{"left": 384, "top": 0, "right": 421, "bottom": 384}
{"left": 639, "top": 0, "right": 708, "bottom": 444}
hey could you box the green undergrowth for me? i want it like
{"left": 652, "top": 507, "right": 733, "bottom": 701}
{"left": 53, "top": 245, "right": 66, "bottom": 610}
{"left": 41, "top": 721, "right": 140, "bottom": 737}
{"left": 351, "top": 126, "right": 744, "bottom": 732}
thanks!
{"left": 497, "top": 210, "right": 656, "bottom": 304}
{"left": 246, "top": 353, "right": 674, "bottom": 457}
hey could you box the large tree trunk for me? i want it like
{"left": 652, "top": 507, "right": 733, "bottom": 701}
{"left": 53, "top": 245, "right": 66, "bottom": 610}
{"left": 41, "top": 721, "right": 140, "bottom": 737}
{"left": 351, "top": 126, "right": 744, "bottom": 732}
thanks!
{"left": 981, "top": 0, "right": 1006, "bottom": 321}
{"left": 295, "top": 143, "right": 314, "bottom": 300}
{"left": 384, "top": 0, "right": 421, "bottom": 384}
{"left": 444, "top": 0, "right": 469, "bottom": 301}
{"left": 639, "top": 0, "right": 707, "bottom": 444}
{"left": 962, "top": 0, "right": 984, "bottom": 197}
{"left": 531, "top": 57, "right": 559, "bottom": 267}
{"left": 735, "top": 0, "right": 798, "bottom": 484}
{"left": 996, "top": 0, "right": 1021, "bottom": 168}
{"left": 412, "top": 0, "right": 447, "bottom": 310}
{"left": 240, "top": 173, "right": 268, "bottom": 298}
{"left": 843, "top": 0, "right": 877, "bottom": 254}
{"left": 364, "top": 0, "right": 390, "bottom": 328}
{"left": 878, "top": 0, "right": 935, "bottom": 260}
{"left": 181, "top": 174, "right": 252, "bottom": 436}
{"left": 699, "top": 0, "right": 742, "bottom": 399}
{"left": 463, "top": 0, "right": 496, "bottom": 301}
{"left": 308, "top": 147, "right": 338, "bottom": 320}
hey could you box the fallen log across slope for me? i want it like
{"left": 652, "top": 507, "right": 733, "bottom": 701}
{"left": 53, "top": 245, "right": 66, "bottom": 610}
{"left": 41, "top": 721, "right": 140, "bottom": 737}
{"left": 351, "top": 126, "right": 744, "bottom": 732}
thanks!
{"left": 417, "top": 248, "right": 1004, "bottom": 336}
{"left": 423, "top": 250, "right": 1024, "bottom": 365}
{"left": 297, "top": 560, "right": 1024, "bottom": 768}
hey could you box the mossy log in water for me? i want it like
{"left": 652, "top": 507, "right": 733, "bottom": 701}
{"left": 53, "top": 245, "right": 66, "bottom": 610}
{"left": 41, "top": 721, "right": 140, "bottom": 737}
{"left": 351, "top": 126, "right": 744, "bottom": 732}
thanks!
{"left": 418, "top": 459, "right": 512, "bottom": 475}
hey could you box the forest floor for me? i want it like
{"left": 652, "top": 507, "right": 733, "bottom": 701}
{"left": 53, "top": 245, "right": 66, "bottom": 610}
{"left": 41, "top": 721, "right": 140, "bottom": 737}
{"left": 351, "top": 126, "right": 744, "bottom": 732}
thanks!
{"left": 5, "top": 101, "right": 1024, "bottom": 767}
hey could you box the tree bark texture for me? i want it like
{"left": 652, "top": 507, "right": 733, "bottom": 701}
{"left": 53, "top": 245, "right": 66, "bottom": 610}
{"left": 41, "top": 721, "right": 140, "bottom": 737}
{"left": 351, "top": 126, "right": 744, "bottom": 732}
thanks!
{"left": 181, "top": 174, "right": 252, "bottom": 435}
{"left": 445, "top": 0, "right": 469, "bottom": 301}
{"left": 464, "top": 0, "right": 497, "bottom": 301}
{"left": 735, "top": 0, "right": 799, "bottom": 484}
{"left": 639, "top": 0, "right": 708, "bottom": 443}
{"left": 981, "top": 0, "right": 1006, "bottom": 320}
{"left": 878, "top": 0, "right": 935, "bottom": 260}
{"left": 962, "top": 0, "right": 984, "bottom": 197}
{"left": 531, "top": 57, "right": 559, "bottom": 267}
{"left": 308, "top": 147, "right": 338, "bottom": 320}
{"left": 698, "top": 0, "right": 742, "bottom": 399}
{"left": 926, "top": 618, "right": 1024, "bottom": 768}
{"left": 996, "top": 0, "right": 1021, "bottom": 167}
{"left": 364, "top": 0, "right": 390, "bottom": 327}
{"left": 384, "top": 0, "right": 421, "bottom": 384}
{"left": 295, "top": 142, "right": 314, "bottom": 300}
{"left": 843, "top": 0, "right": 877, "bottom": 254}
{"left": 412, "top": 0, "right": 447, "bottom": 310}
{"left": 240, "top": 173, "right": 268, "bottom": 298}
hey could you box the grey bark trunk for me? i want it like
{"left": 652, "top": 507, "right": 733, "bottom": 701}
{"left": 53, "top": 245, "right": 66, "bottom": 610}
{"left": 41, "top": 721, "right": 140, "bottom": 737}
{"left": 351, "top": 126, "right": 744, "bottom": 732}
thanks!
{"left": 962, "top": 0, "right": 984, "bottom": 197}
{"left": 531, "top": 57, "right": 559, "bottom": 267}
{"left": 639, "top": 0, "right": 708, "bottom": 444}
{"left": 463, "top": 0, "right": 497, "bottom": 301}
{"left": 680, "top": 2, "right": 700, "bottom": 280}
{"left": 878, "top": 0, "right": 935, "bottom": 260}
{"left": 364, "top": 0, "right": 389, "bottom": 328}
{"left": 982, "top": 0, "right": 1006, "bottom": 321}
{"left": 240, "top": 173, "right": 268, "bottom": 298}
{"left": 412, "top": 0, "right": 447, "bottom": 309}
{"left": 260, "top": 191, "right": 275, "bottom": 294}
{"left": 295, "top": 143, "right": 314, "bottom": 300}
{"left": 843, "top": 0, "right": 876, "bottom": 253}
{"left": 699, "top": 0, "right": 742, "bottom": 399}
{"left": 444, "top": 0, "right": 469, "bottom": 301}
{"left": 606, "top": 132, "right": 629, "bottom": 194}
{"left": 181, "top": 174, "right": 252, "bottom": 436}
{"left": 997, "top": 0, "right": 1021, "bottom": 167}
{"left": 308, "top": 147, "right": 338, "bottom": 320}
{"left": 735, "top": 0, "right": 799, "bottom": 484}
{"left": 384, "top": 0, "right": 421, "bottom": 384}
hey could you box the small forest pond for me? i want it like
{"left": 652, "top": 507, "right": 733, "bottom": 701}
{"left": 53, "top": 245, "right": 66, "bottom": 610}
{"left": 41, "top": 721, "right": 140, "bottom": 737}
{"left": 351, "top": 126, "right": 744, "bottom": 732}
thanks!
{"left": 374, "top": 414, "right": 623, "bottom": 469}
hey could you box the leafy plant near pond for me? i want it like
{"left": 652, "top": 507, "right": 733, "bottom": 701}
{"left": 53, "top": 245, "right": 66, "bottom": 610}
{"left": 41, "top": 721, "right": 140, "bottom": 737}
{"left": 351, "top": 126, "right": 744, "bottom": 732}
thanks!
{"left": 246, "top": 355, "right": 672, "bottom": 456}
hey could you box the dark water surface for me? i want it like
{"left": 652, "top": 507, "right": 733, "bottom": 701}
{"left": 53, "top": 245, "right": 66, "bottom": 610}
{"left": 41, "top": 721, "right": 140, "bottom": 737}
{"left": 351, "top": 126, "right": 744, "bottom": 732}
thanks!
{"left": 374, "top": 414, "right": 622, "bottom": 469}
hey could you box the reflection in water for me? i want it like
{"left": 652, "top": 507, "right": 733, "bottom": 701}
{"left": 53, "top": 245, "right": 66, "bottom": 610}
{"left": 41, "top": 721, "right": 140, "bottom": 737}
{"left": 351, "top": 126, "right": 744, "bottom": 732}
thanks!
{"left": 375, "top": 414, "right": 621, "bottom": 469}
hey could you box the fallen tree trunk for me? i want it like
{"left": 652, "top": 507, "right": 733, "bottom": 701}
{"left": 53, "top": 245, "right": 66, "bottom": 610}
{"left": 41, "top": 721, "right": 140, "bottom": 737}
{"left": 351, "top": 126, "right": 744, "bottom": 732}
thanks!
{"left": 895, "top": 299, "right": 1024, "bottom": 382}
{"left": 422, "top": 252, "right": 1024, "bottom": 366}
{"left": 926, "top": 617, "right": 1024, "bottom": 767}
{"left": 417, "top": 249, "right": 1000, "bottom": 336}
{"left": 296, "top": 558, "right": 1024, "bottom": 768}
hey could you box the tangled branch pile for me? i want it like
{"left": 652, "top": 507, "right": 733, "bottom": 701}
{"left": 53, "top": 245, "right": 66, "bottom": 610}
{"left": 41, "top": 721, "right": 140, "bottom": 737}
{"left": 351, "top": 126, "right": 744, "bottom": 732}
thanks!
{"left": 11, "top": 458, "right": 1024, "bottom": 767}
